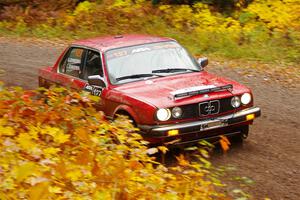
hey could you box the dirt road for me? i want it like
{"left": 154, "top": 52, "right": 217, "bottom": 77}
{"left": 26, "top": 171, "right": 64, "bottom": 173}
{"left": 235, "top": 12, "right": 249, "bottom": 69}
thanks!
{"left": 0, "top": 38, "right": 299, "bottom": 199}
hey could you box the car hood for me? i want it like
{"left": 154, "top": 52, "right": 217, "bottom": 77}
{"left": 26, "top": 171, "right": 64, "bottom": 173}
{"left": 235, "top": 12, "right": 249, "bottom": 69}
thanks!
{"left": 113, "top": 71, "right": 250, "bottom": 108}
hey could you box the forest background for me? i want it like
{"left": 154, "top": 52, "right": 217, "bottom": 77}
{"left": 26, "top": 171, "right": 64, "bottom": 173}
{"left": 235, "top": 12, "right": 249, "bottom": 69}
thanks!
{"left": 0, "top": 0, "right": 299, "bottom": 63}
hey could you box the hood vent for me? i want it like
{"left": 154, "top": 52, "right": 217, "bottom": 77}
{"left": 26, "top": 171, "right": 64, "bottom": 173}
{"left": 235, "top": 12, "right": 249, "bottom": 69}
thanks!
{"left": 170, "top": 84, "right": 233, "bottom": 100}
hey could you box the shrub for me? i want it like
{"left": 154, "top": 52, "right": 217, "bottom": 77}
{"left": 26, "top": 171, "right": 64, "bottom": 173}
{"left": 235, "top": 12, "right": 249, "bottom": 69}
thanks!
{"left": 0, "top": 84, "right": 228, "bottom": 199}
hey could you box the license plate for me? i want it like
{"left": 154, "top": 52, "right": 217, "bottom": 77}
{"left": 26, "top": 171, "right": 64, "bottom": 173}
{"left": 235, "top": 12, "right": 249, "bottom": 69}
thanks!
{"left": 200, "top": 120, "right": 223, "bottom": 130}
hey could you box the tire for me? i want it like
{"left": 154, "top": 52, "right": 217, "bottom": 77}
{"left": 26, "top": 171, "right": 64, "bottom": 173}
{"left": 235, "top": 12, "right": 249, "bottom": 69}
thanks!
{"left": 231, "top": 125, "right": 249, "bottom": 143}
{"left": 115, "top": 111, "right": 136, "bottom": 127}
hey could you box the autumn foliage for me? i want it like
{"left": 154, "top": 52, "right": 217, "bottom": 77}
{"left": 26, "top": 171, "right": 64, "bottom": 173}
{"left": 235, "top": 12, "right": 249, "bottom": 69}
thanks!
{"left": 0, "top": 84, "right": 228, "bottom": 199}
{"left": 0, "top": 0, "right": 299, "bottom": 62}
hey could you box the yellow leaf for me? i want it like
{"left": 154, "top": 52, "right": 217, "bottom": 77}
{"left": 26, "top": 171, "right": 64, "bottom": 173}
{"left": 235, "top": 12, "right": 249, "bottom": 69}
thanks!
{"left": 28, "top": 126, "right": 39, "bottom": 140}
{"left": 49, "top": 185, "right": 63, "bottom": 194}
{"left": 16, "top": 133, "right": 36, "bottom": 149}
{"left": 43, "top": 147, "right": 61, "bottom": 158}
{"left": 0, "top": 118, "right": 7, "bottom": 126}
{"left": 1, "top": 177, "right": 16, "bottom": 190}
{"left": 158, "top": 146, "right": 169, "bottom": 154}
{"left": 41, "top": 126, "right": 70, "bottom": 144}
{"left": 0, "top": 126, "right": 15, "bottom": 136}
{"left": 93, "top": 191, "right": 112, "bottom": 199}
{"left": 0, "top": 192, "right": 8, "bottom": 200}
{"left": 16, "top": 162, "right": 36, "bottom": 182}
{"left": 53, "top": 132, "right": 70, "bottom": 144}
{"left": 66, "top": 169, "right": 82, "bottom": 181}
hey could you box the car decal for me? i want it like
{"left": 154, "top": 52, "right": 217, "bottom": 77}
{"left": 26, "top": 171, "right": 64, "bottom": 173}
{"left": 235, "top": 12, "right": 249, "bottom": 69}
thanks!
{"left": 106, "top": 42, "right": 180, "bottom": 60}
{"left": 131, "top": 47, "right": 151, "bottom": 54}
{"left": 67, "top": 64, "right": 80, "bottom": 71}
{"left": 84, "top": 84, "right": 102, "bottom": 96}
{"left": 67, "top": 58, "right": 81, "bottom": 63}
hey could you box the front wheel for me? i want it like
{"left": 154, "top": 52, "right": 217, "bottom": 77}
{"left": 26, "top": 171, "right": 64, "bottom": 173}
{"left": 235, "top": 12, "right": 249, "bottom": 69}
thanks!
{"left": 232, "top": 125, "right": 249, "bottom": 143}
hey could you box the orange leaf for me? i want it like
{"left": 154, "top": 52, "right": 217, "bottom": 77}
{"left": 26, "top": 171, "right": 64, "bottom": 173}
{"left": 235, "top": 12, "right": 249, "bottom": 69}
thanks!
{"left": 54, "top": 162, "right": 67, "bottom": 178}
{"left": 29, "top": 182, "right": 50, "bottom": 200}
{"left": 129, "top": 160, "right": 143, "bottom": 170}
{"left": 176, "top": 154, "right": 189, "bottom": 166}
{"left": 75, "top": 148, "right": 92, "bottom": 165}
{"left": 219, "top": 135, "right": 231, "bottom": 152}
{"left": 20, "top": 107, "right": 35, "bottom": 116}
{"left": 74, "top": 127, "right": 90, "bottom": 141}
{"left": 92, "top": 161, "right": 103, "bottom": 177}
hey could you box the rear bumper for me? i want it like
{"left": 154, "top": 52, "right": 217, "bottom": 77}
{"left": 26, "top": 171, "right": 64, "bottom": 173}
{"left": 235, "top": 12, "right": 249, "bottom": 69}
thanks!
{"left": 138, "top": 106, "right": 261, "bottom": 145}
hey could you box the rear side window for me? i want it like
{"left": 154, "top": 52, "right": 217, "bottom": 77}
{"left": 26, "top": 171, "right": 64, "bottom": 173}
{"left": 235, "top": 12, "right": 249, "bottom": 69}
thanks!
{"left": 60, "top": 47, "right": 85, "bottom": 78}
{"left": 82, "top": 50, "right": 103, "bottom": 80}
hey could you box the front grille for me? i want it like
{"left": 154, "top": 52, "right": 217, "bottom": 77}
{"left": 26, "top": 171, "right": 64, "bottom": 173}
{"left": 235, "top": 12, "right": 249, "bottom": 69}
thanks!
{"left": 199, "top": 100, "right": 220, "bottom": 116}
{"left": 171, "top": 97, "right": 234, "bottom": 120}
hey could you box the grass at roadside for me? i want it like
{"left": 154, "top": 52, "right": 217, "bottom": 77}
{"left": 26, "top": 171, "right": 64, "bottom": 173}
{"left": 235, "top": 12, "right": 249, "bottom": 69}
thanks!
{"left": 0, "top": 0, "right": 299, "bottom": 65}
{"left": 0, "top": 27, "right": 300, "bottom": 67}
{"left": 1, "top": 23, "right": 299, "bottom": 65}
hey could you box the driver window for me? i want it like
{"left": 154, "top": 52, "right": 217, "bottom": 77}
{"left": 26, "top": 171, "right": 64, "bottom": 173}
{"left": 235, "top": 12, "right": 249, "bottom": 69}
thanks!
{"left": 82, "top": 50, "right": 103, "bottom": 80}
{"left": 60, "top": 47, "right": 85, "bottom": 78}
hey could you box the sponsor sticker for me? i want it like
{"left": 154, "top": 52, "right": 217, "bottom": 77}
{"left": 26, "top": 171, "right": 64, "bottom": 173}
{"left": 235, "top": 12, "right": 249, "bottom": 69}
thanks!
{"left": 67, "top": 64, "right": 80, "bottom": 71}
{"left": 84, "top": 84, "right": 102, "bottom": 96}
{"left": 68, "top": 58, "right": 81, "bottom": 64}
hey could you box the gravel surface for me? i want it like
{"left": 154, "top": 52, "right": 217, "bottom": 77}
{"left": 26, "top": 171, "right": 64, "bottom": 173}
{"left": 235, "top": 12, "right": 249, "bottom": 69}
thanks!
{"left": 0, "top": 38, "right": 299, "bottom": 199}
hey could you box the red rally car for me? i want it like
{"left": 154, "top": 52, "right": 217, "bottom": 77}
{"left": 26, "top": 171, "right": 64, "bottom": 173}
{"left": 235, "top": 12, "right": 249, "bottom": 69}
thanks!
{"left": 39, "top": 34, "right": 261, "bottom": 145}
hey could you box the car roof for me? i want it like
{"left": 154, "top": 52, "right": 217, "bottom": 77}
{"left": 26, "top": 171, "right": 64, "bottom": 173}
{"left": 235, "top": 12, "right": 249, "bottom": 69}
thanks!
{"left": 72, "top": 34, "right": 174, "bottom": 52}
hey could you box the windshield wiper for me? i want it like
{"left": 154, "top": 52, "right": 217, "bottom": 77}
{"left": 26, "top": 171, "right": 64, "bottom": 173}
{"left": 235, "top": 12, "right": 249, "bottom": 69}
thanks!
{"left": 116, "top": 73, "right": 164, "bottom": 82}
{"left": 152, "top": 68, "right": 200, "bottom": 73}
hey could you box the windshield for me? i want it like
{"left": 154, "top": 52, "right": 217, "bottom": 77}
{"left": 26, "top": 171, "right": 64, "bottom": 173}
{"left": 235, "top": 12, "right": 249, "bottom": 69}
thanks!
{"left": 105, "top": 41, "right": 200, "bottom": 84}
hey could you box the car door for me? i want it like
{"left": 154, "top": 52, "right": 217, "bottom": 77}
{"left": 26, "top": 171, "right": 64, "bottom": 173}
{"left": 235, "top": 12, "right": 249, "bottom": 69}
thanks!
{"left": 55, "top": 47, "right": 107, "bottom": 110}
{"left": 55, "top": 46, "right": 87, "bottom": 89}
{"left": 81, "top": 49, "right": 107, "bottom": 111}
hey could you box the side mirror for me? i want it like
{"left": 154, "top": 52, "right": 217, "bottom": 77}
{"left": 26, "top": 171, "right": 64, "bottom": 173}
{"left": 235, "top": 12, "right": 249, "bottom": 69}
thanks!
{"left": 88, "top": 75, "right": 106, "bottom": 88}
{"left": 197, "top": 57, "right": 208, "bottom": 68}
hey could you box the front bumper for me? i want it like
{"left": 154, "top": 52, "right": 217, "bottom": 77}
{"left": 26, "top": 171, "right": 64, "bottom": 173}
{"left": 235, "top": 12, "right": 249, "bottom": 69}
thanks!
{"left": 138, "top": 107, "right": 261, "bottom": 144}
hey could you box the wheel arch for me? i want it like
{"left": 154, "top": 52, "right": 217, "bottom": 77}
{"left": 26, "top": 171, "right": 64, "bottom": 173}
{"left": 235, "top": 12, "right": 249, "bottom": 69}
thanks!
{"left": 113, "top": 105, "right": 139, "bottom": 126}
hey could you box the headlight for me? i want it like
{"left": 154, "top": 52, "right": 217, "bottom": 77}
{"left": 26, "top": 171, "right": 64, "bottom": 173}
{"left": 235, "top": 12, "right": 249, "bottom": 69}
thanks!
{"left": 156, "top": 108, "right": 171, "bottom": 121}
{"left": 241, "top": 93, "right": 251, "bottom": 105}
{"left": 231, "top": 96, "right": 241, "bottom": 108}
{"left": 172, "top": 107, "right": 183, "bottom": 118}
